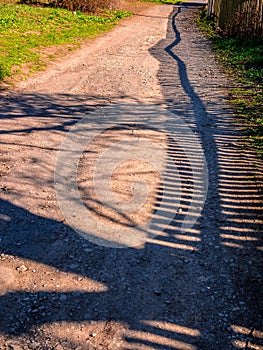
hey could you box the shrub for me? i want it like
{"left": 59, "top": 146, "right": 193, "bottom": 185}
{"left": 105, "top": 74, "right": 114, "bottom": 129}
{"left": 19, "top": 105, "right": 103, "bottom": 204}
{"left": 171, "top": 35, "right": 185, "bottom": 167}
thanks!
{"left": 55, "top": 0, "right": 120, "bottom": 12}
{"left": 20, "top": 0, "right": 121, "bottom": 13}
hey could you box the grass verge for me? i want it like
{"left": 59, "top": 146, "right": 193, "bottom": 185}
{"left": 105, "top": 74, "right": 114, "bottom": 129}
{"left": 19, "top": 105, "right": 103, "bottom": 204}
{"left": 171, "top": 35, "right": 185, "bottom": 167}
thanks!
{"left": 197, "top": 11, "right": 263, "bottom": 158}
{"left": 0, "top": 2, "right": 131, "bottom": 87}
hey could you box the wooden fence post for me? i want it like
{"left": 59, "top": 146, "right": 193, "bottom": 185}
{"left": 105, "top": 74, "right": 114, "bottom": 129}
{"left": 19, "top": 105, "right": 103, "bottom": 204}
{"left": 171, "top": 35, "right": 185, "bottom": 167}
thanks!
{"left": 207, "top": 0, "right": 263, "bottom": 37}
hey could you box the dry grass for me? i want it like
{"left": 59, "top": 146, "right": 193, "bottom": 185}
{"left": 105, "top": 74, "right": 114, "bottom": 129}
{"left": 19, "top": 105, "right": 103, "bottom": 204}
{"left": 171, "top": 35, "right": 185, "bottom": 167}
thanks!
{"left": 19, "top": 0, "right": 121, "bottom": 12}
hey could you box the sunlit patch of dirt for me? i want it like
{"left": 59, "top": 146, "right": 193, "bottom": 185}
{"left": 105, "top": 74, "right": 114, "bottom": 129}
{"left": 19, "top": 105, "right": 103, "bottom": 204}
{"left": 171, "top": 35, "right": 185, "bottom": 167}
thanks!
{"left": 78, "top": 128, "right": 166, "bottom": 227}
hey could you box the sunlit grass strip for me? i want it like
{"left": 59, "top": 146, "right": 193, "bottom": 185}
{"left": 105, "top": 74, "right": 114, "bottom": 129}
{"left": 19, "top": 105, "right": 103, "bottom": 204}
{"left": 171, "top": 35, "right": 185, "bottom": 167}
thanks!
{"left": 0, "top": 3, "right": 131, "bottom": 81}
{"left": 197, "top": 11, "right": 263, "bottom": 158}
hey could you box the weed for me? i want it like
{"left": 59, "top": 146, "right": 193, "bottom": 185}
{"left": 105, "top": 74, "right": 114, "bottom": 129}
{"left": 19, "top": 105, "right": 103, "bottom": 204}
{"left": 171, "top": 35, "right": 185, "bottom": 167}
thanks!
{"left": 197, "top": 12, "right": 263, "bottom": 158}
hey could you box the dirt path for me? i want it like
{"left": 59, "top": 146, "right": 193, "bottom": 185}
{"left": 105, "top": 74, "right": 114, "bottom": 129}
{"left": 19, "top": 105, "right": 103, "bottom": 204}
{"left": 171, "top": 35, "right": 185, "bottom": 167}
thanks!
{"left": 0, "top": 2, "right": 262, "bottom": 349}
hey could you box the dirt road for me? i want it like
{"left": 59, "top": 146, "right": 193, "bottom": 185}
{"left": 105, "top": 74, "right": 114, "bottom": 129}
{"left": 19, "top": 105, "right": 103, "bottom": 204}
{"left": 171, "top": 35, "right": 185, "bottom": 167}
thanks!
{"left": 0, "top": 2, "right": 262, "bottom": 349}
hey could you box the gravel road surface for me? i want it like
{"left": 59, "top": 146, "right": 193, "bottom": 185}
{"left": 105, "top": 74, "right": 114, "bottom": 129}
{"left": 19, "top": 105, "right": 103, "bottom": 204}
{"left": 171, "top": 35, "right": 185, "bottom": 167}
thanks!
{"left": 0, "top": 2, "right": 262, "bottom": 349}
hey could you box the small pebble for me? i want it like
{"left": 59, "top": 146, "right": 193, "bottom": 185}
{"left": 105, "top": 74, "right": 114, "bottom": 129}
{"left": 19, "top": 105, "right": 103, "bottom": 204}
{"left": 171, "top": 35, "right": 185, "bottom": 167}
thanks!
{"left": 60, "top": 295, "right": 67, "bottom": 302}
{"left": 84, "top": 248, "right": 93, "bottom": 253}
{"left": 232, "top": 307, "right": 240, "bottom": 311}
{"left": 154, "top": 290, "right": 161, "bottom": 296}
{"left": 16, "top": 264, "right": 28, "bottom": 273}
{"left": 69, "top": 263, "right": 79, "bottom": 270}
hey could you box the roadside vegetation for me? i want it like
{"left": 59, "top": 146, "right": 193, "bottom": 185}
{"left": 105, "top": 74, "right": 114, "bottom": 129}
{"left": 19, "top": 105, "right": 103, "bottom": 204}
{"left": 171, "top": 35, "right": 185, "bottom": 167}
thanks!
{"left": 139, "top": 0, "right": 180, "bottom": 4}
{"left": 197, "top": 11, "right": 263, "bottom": 158}
{"left": 0, "top": 0, "right": 130, "bottom": 87}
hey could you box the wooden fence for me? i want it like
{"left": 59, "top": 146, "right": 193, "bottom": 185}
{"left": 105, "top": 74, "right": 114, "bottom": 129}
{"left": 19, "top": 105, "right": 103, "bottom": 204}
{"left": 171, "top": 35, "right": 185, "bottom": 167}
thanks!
{"left": 207, "top": 0, "right": 263, "bottom": 37}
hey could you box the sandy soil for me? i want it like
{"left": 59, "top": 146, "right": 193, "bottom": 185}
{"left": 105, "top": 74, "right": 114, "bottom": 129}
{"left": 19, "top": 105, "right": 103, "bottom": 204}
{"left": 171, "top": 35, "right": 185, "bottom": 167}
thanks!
{"left": 0, "top": 1, "right": 262, "bottom": 349}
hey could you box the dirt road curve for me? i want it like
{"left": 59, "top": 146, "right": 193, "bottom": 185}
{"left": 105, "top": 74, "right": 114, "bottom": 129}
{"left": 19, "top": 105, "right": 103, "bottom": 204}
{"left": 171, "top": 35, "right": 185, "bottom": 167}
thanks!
{"left": 0, "top": 2, "right": 263, "bottom": 349}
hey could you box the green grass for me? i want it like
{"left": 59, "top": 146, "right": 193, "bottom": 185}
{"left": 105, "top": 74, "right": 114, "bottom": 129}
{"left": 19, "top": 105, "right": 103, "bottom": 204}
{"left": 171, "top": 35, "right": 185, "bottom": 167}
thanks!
{"left": 197, "top": 11, "right": 263, "bottom": 158}
{"left": 0, "top": 3, "right": 131, "bottom": 82}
